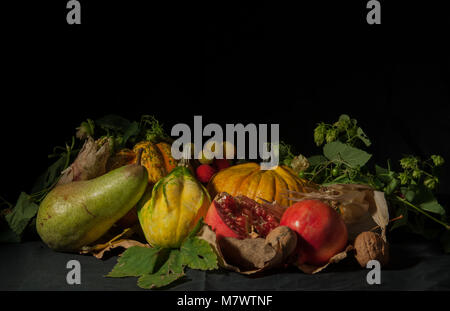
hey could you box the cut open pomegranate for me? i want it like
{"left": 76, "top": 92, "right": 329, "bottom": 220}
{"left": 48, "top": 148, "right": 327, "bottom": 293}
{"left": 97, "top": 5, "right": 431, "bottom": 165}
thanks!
{"left": 205, "top": 192, "right": 284, "bottom": 239}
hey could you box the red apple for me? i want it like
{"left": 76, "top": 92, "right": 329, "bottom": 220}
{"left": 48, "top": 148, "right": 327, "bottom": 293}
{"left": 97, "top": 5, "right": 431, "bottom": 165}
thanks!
{"left": 280, "top": 199, "right": 348, "bottom": 266}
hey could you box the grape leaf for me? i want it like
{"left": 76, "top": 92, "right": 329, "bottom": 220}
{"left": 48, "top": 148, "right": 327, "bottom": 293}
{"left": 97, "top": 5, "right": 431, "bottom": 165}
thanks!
{"left": 105, "top": 219, "right": 218, "bottom": 289}
{"left": 5, "top": 192, "right": 39, "bottom": 237}
{"left": 414, "top": 188, "right": 446, "bottom": 216}
{"left": 122, "top": 121, "right": 140, "bottom": 145}
{"left": 106, "top": 246, "right": 162, "bottom": 277}
{"left": 137, "top": 250, "right": 185, "bottom": 289}
{"left": 31, "top": 157, "right": 67, "bottom": 193}
{"left": 307, "top": 155, "right": 328, "bottom": 166}
{"left": 400, "top": 186, "right": 417, "bottom": 202}
{"left": 419, "top": 200, "right": 446, "bottom": 216}
{"left": 323, "top": 141, "right": 372, "bottom": 168}
{"left": 180, "top": 237, "right": 218, "bottom": 270}
{"left": 96, "top": 115, "right": 131, "bottom": 133}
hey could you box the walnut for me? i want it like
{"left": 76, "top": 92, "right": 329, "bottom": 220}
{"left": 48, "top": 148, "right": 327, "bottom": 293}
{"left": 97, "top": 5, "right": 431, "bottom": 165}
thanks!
{"left": 354, "top": 231, "right": 389, "bottom": 268}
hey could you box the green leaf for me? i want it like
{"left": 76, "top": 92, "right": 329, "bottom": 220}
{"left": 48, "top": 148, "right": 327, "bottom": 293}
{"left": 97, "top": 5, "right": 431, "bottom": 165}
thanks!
{"left": 307, "top": 155, "right": 328, "bottom": 167}
{"left": 414, "top": 188, "right": 446, "bottom": 216}
{"left": 107, "top": 246, "right": 162, "bottom": 277}
{"left": 400, "top": 186, "right": 416, "bottom": 202}
{"left": 323, "top": 141, "right": 372, "bottom": 168}
{"left": 122, "top": 121, "right": 140, "bottom": 145}
{"left": 31, "top": 157, "right": 66, "bottom": 193}
{"left": 137, "top": 250, "right": 185, "bottom": 289}
{"left": 385, "top": 178, "right": 399, "bottom": 195}
{"left": 5, "top": 192, "right": 39, "bottom": 238}
{"left": 137, "top": 270, "right": 185, "bottom": 289}
{"left": 180, "top": 237, "right": 218, "bottom": 270}
{"left": 374, "top": 165, "right": 398, "bottom": 194}
{"left": 106, "top": 224, "right": 218, "bottom": 289}
{"left": 96, "top": 115, "right": 131, "bottom": 133}
{"left": 375, "top": 165, "right": 392, "bottom": 182}
{"left": 419, "top": 200, "right": 446, "bottom": 216}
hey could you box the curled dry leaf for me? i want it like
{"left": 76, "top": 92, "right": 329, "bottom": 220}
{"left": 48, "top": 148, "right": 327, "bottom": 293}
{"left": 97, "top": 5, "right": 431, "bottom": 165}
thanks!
{"left": 297, "top": 245, "right": 353, "bottom": 274}
{"left": 57, "top": 137, "right": 112, "bottom": 185}
{"left": 198, "top": 225, "right": 297, "bottom": 275}
{"left": 285, "top": 184, "right": 390, "bottom": 241}
{"left": 265, "top": 226, "right": 298, "bottom": 265}
{"left": 80, "top": 226, "right": 149, "bottom": 259}
{"left": 218, "top": 238, "right": 276, "bottom": 271}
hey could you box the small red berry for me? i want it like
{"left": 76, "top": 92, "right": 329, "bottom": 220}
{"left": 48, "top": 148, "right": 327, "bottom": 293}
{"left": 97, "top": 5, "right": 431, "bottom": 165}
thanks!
{"left": 196, "top": 164, "right": 217, "bottom": 183}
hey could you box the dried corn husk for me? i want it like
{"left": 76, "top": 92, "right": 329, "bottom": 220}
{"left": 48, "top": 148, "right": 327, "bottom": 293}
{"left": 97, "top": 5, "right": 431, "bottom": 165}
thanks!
{"left": 57, "top": 137, "right": 111, "bottom": 185}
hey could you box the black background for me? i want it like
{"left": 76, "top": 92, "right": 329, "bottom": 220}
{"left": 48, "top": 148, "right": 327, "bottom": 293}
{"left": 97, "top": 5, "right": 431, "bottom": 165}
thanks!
{"left": 2, "top": 2, "right": 449, "bottom": 209}
{"left": 0, "top": 0, "right": 450, "bottom": 298}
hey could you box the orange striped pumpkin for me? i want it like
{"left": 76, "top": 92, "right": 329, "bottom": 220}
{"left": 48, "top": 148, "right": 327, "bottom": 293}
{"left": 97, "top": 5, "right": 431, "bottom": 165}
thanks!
{"left": 207, "top": 162, "right": 313, "bottom": 207}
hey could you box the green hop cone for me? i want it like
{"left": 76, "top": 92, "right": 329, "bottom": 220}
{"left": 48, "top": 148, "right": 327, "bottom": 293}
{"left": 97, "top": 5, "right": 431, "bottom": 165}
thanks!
{"left": 412, "top": 169, "right": 422, "bottom": 179}
{"left": 325, "top": 128, "right": 339, "bottom": 143}
{"left": 400, "top": 156, "right": 419, "bottom": 170}
{"left": 431, "top": 155, "right": 445, "bottom": 167}
{"left": 333, "top": 115, "right": 351, "bottom": 133}
{"left": 314, "top": 123, "right": 327, "bottom": 146}
{"left": 424, "top": 177, "right": 438, "bottom": 190}
{"left": 398, "top": 172, "right": 409, "bottom": 185}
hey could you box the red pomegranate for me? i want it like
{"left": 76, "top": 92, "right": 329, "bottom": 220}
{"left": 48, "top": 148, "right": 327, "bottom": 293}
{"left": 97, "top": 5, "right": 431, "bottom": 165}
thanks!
{"left": 205, "top": 192, "right": 282, "bottom": 239}
{"left": 280, "top": 199, "right": 348, "bottom": 266}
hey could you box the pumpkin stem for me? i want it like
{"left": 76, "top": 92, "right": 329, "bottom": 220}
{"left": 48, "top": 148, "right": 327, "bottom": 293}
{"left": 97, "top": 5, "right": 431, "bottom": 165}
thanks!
{"left": 136, "top": 148, "right": 144, "bottom": 166}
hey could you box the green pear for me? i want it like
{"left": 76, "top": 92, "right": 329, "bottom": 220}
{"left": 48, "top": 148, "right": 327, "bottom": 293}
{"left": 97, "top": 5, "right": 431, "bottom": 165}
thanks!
{"left": 36, "top": 153, "right": 148, "bottom": 252}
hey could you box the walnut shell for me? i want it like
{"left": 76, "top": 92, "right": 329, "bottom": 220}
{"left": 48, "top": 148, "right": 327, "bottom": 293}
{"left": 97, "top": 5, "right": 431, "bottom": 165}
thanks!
{"left": 354, "top": 231, "right": 389, "bottom": 268}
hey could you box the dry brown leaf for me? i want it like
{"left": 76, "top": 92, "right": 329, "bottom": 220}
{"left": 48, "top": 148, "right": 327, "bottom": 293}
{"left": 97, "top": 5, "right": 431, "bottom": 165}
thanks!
{"left": 57, "top": 137, "right": 111, "bottom": 185}
{"left": 80, "top": 226, "right": 149, "bottom": 259}
{"left": 297, "top": 245, "right": 353, "bottom": 274}
{"left": 91, "top": 239, "right": 149, "bottom": 259}
{"left": 218, "top": 237, "right": 276, "bottom": 271}
{"left": 198, "top": 225, "right": 297, "bottom": 275}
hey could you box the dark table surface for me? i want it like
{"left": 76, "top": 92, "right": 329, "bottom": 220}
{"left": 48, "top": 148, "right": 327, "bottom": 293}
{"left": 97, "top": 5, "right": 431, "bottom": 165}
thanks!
{"left": 1, "top": 233, "right": 449, "bottom": 291}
